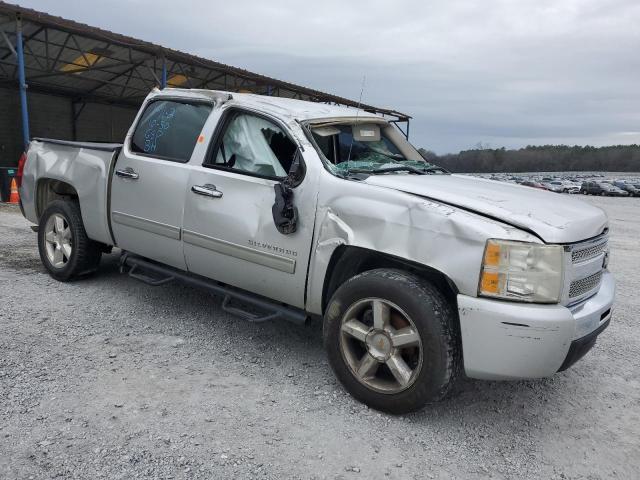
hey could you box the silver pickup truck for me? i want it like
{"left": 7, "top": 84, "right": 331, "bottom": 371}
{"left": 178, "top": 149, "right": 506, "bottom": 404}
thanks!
{"left": 18, "top": 88, "right": 615, "bottom": 413}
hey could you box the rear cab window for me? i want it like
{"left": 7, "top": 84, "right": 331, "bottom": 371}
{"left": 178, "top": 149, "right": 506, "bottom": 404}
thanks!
{"left": 131, "top": 100, "right": 212, "bottom": 162}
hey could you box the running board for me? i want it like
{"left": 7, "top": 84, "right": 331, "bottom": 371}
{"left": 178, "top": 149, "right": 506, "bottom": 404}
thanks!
{"left": 119, "top": 253, "right": 307, "bottom": 325}
{"left": 127, "top": 263, "right": 175, "bottom": 286}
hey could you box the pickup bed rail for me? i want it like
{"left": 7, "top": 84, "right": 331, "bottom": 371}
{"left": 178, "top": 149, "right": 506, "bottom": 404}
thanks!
{"left": 32, "top": 137, "right": 123, "bottom": 152}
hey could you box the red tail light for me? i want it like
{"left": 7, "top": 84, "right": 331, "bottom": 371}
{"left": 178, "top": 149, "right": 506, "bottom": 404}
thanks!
{"left": 16, "top": 152, "right": 26, "bottom": 188}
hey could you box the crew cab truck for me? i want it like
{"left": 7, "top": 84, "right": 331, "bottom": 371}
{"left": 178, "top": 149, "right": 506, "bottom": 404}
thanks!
{"left": 18, "top": 88, "right": 615, "bottom": 414}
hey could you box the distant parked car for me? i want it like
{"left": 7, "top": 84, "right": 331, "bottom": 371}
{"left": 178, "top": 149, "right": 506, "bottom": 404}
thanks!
{"left": 613, "top": 181, "right": 640, "bottom": 197}
{"left": 581, "top": 181, "right": 629, "bottom": 196}
{"left": 561, "top": 181, "right": 581, "bottom": 194}
{"left": 546, "top": 180, "right": 579, "bottom": 193}
{"left": 521, "top": 181, "right": 548, "bottom": 190}
{"left": 606, "top": 185, "right": 630, "bottom": 196}
{"left": 581, "top": 181, "right": 605, "bottom": 195}
{"left": 544, "top": 181, "right": 565, "bottom": 193}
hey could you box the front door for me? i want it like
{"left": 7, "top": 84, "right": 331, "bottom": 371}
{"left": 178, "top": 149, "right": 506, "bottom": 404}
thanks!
{"left": 110, "top": 98, "right": 213, "bottom": 269}
{"left": 182, "top": 109, "right": 318, "bottom": 308}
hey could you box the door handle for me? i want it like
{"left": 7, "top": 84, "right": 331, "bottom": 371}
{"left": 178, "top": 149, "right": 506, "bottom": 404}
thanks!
{"left": 191, "top": 184, "right": 223, "bottom": 198}
{"left": 115, "top": 167, "right": 139, "bottom": 180}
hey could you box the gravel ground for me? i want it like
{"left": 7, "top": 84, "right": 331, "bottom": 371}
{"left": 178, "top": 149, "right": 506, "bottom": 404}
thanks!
{"left": 0, "top": 197, "right": 638, "bottom": 480}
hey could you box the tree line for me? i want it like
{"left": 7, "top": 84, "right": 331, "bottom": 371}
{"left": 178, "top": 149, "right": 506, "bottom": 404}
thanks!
{"left": 418, "top": 145, "right": 640, "bottom": 173}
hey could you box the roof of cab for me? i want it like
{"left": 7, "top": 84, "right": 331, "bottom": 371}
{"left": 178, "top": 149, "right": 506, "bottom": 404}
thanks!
{"left": 148, "top": 87, "right": 385, "bottom": 123}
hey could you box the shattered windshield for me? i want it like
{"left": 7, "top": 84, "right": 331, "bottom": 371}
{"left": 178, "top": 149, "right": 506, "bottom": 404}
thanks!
{"left": 310, "top": 123, "right": 444, "bottom": 176}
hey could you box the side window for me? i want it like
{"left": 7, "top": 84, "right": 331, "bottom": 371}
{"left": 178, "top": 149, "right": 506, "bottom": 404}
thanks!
{"left": 131, "top": 100, "right": 212, "bottom": 162}
{"left": 211, "top": 112, "right": 297, "bottom": 178}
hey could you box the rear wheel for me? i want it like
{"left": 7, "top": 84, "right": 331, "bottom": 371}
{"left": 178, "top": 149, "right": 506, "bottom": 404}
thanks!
{"left": 38, "top": 200, "right": 102, "bottom": 281}
{"left": 324, "top": 269, "right": 461, "bottom": 414}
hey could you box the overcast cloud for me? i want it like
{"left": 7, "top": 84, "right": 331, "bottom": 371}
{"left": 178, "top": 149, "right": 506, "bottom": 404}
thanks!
{"left": 18, "top": 0, "right": 640, "bottom": 153}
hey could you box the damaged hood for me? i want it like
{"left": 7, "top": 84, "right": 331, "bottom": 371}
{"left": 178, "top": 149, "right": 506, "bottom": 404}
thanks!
{"left": 364, "top": 174, "right": 608, "bottom": 243}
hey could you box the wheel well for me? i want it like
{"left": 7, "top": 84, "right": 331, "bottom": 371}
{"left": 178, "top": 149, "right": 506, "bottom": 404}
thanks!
{"left": 322, "top": 246, "right": 459, "bottom": 314}
{"left": 36, "top": 179, "right": 79, "bottom": 219}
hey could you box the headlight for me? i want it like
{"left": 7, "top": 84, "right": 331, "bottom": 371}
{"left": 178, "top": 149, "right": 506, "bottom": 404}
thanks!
{"left": 478, "top": 239, "right": 564, "bottom": 303}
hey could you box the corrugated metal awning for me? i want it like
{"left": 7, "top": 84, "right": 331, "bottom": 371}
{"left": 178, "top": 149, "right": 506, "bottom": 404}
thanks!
{"left": 0, "top": 2, "right": 410, "bottom": 124}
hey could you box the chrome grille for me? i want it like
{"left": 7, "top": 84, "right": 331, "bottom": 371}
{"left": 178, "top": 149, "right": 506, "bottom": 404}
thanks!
{"left": 572, "top": 239, "right": 608, "bottom": 263}
{"left": 569, "top": 271, "right": 603, "bottom": 298}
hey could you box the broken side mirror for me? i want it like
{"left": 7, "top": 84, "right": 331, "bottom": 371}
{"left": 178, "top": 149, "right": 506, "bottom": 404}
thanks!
{"left": 272, "top": 183, "right": 298, "bottom": 235}
{"left": 286, "top": 149, "right": 305, "bottom": 188}
{"left": 272, "top": 150, "right": 304, "bottom": 235}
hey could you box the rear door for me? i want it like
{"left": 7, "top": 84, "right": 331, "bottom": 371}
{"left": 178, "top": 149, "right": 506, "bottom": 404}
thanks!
{"left": 182, "top": 108, "right": 319, "bottom": 308}
{"left": 110, "top": 98, "right": 212, "bottom": 269}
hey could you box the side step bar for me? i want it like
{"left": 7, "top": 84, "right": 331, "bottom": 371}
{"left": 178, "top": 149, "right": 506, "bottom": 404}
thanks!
{"left": 119, "top": 253, "right": 307, "bottom": 325}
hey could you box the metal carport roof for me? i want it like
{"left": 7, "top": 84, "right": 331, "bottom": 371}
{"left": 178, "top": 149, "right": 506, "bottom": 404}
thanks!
{"left": 0, "top": 1, "right": 410, "bottom": 127}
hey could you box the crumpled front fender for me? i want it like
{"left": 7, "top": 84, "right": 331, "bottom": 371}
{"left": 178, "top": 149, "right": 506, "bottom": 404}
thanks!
{"left": 305, "top": 174, "right": 540, "bottom": 315}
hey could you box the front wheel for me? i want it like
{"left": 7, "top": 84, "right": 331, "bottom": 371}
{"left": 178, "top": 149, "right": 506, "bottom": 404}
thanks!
{"left": 38, "top": 200, "right": 102, "bottom": 281}
{"left": 323, "top": 269, "right": 461, "bottom": 414}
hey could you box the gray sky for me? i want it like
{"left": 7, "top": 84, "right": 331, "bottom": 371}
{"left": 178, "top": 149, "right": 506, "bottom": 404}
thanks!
{"left": 19, "top": 0, "right": 640, "bottom": 153}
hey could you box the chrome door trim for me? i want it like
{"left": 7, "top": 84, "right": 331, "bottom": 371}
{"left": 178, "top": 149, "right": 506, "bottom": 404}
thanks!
{"left": 183, "top": 229, "right": 296, "bottom": 274}
{"left": 112, "top": 211, "right": 181, "bottom": 240}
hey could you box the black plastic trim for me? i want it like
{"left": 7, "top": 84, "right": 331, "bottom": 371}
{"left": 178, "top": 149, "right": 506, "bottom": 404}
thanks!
{"left": 558, "top": 318, "right": 610, "bottom": 372}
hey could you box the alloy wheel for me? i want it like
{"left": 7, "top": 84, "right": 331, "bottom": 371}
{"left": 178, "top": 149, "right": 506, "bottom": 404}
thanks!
{"left": 44, "top": 213, "right": 72, "bottom": 268}
{"left": 339, "top": 298, "right": 423, "bottom": 394}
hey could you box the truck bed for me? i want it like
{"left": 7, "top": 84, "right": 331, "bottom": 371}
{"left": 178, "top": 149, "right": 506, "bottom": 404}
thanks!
{"left": 20, "top": 138, "right": 123, "bottom": 246}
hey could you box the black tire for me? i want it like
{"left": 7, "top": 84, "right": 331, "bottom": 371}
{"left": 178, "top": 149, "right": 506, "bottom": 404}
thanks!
{"left": 38, "top": 200, "right": 102, "bottom": 281}
{"left": 323, "top": 269, "right": 461, "bottom": 414}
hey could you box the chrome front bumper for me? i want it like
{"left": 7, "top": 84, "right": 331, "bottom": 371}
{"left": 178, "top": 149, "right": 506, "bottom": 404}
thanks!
{"left": 458, "top": 271, "right": 615, "bottom": 380}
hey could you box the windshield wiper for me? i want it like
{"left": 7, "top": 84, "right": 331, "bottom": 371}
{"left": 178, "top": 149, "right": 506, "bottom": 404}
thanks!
{"left": 347, "top": 165, "right": 426, "bottom": 175}
{"left": 372, "top": 165, "right": 427, "bottom": 175}
{"left": 422, "top": 165, "right": 449, "bottom": 173}
{"left": 342, "top": 164, "right": 449, "bottom": 176}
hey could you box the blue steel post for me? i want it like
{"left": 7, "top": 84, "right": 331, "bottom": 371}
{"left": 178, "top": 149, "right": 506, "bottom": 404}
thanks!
{"left": 161, "top": 56, "right": 167, "bottom": 89}
{"left": 16, "top": 17, "right": 30, "bottom": 149}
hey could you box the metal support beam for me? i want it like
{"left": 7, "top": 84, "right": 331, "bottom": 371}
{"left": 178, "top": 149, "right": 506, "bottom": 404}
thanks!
{"left": 1, "top": 24, "right": 42, "bottom": 61}
{"left": 147, "top": 64, "right": 160, "bottom": 86}
{"left": 0, "top": 29, "right": 16, "bottom": 57}
{"left": 160, "top": 56, "right": 167, "bottom": 89}
{"left": 15, "top": 16, "right": 30, "bottom": 149}
{"left": 71, "top": 101, "right": 85, "bottom": 140}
